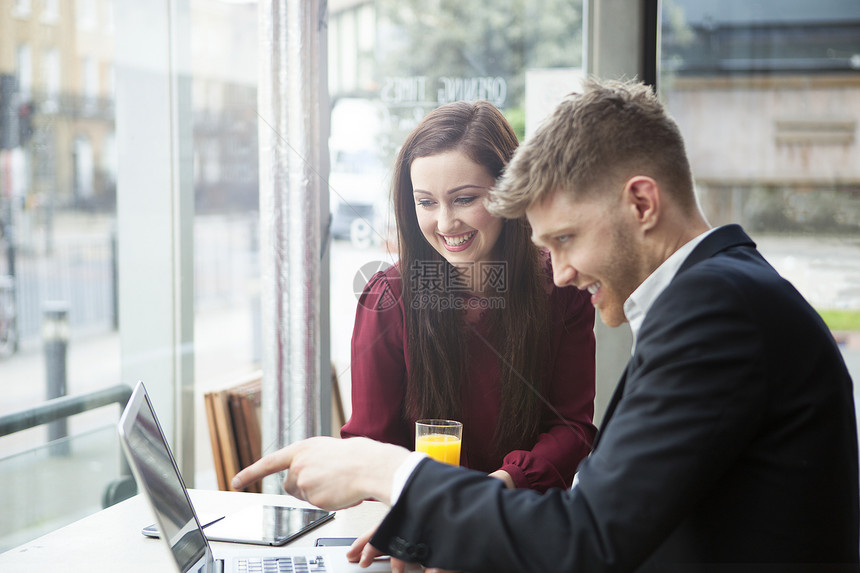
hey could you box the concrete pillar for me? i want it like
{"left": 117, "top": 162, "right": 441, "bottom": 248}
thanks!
{"left": 582, "top": 0, "right": 650, "bottom": 425}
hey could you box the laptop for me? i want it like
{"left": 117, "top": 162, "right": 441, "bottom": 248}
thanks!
{"left": 118, "top": 380, "right": 400, "bottom": 573}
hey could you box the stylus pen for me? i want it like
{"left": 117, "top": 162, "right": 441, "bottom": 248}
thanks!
{"left": 201, "top": 515, "right": 226, "bottom": 528}
{"left": 142, "top": 515, "right": 226, "bottom": 538}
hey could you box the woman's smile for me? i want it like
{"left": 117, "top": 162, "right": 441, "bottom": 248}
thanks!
{"left": 411, "top": 151, "right": 503, "bottom": 269}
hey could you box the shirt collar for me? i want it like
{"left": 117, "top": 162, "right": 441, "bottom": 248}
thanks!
{"left": 623, "top": 227, "right": 717, "bottom": 353}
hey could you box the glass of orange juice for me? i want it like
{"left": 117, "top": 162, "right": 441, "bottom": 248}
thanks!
{"left": 415, "top": 419, "right": 462, "bottom": 465}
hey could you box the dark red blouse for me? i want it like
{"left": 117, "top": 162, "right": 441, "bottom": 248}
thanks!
{"left": 341, "top": 264, "right": 596, "bottom": 492}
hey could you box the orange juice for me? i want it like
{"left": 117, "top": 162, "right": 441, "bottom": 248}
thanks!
{"left": 415, "top": 433, "right": 461, "bottom": 465}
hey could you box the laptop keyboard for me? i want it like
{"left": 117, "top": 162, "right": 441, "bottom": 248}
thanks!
{"left": 235, "top": 555, "right": 327, "bottom": 572}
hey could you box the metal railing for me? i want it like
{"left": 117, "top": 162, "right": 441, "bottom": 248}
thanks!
{"left": 0, "top": 384, "right": 132, "bottom": 437}
{"left": 0, "top": 383, "right": 136, "bottom": 508}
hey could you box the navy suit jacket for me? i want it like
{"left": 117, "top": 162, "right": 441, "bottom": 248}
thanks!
{"left": 372, "top": 225, "right": 860, "bottom": 572}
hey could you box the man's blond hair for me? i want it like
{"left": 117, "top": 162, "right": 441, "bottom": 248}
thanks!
{"left": 490, "top": 77, "right": 695, "bottom": 218}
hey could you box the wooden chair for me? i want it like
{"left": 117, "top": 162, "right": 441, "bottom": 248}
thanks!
{"left": 204, "top": 366, "right": 346, "bottom": 492}
{"left": 204, "top": 373, "right": 263, "bottom": 493}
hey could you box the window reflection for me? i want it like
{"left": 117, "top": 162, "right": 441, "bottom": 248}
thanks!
{"left": 327, "top": 0, "right": 585, "bottom": 420}
{"left": 660, "top": 0, "right": 860, "bottom": 433}
{"left": 661, "top": 0, "right": 860, "bottom": 236}
{"left": 188, "top": 0, "right": 259, "bottom": 490}
{"left": 0, "top": 0, "right": 262, "bottom": 543}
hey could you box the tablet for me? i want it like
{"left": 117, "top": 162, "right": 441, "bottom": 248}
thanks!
{"left": 142, "top": 505, "right": 335, "bottom": 546}
{"left": 202, "top": 505, "right": 335, "bottom": 546}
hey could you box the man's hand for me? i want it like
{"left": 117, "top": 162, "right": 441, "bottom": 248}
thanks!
{"left": 348, "top": 528, "right": 459, "bottom": 573}
{"left": 232, "top": 436, "right": 410, "bottom": 509}
{"left": 347, "top": 528, "right": 390, "bottom": 569}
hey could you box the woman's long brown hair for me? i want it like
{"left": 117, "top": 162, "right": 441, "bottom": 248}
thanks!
{"left": 393, "top": 101, "right": 550, "bottom": 454}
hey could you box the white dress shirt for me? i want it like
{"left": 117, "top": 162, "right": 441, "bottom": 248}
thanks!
{"left": 623, "top": 227, "right": 716, "bottom": 353}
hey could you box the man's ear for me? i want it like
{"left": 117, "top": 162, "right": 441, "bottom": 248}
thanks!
{"left": 623, "top": 176, "right": 660, "bottom": 231}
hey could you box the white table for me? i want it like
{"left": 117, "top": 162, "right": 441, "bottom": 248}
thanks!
{"left": 0, "top": 489, "right": 392, "bottom": 572}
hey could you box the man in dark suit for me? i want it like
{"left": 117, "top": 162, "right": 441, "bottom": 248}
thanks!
{"left": 234, "top": 78, "right": 859, "bottom": 572}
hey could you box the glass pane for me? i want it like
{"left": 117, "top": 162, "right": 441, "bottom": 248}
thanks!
{"left": 660, "top": 0, "right": 860, "bottom": 435}
{"left": 328, "top": 0, "right": 585, "bottom": 423}
{"left": 0, "top": 0, "right": 122, "bottom": 464}
{"left": 0, "top": 424, "right": 127, "bottom": 551}
{"left": 189, "top": 0, "right": 260, "bottom": 489}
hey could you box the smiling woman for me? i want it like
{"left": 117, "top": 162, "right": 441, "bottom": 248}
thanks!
{"left": 341, "top": 101, "right": 598, "bottom": 493}
{"left": 411, "top": 151, "right": 503, "bottom": 272}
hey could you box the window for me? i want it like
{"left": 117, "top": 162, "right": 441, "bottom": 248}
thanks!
{"left": 73, "top": 135, "right": 94, "bottom": 203}
{"left": 81, "top": 56, "right": 98, "bottom": 108}
{"left": 188, "top": 0, "right": 260, "bottom": 490}
{"left": 12, "top": 0, "right": 31, "bottom": 19}
{"left": 43, "top": 48, "right": 60, "bottom": 110}
{"left": 16, "top": 44, "right": 32, "bottom": 100}
{"left": 105, "top": 63, "right": 114, "bottom": 99}
{"left": 1, "top": 1, "right": 119, "bottom": 550}
{"left": 660, "top": 0, "right": 860, "bottom": 432}
{"left": 76, "top": 0, "right": 96, "bottom": 31}
{"left": 104, "top": 0, "right": 114, "bottom": 35}
{"left": 0, "top": 0, "right": 587, "bottom": 550}
{"left": 327, "top": 0, "right": 585, "bottom": 421}
{"left": 41, "top": 0, "right": 59, "bottom": 24}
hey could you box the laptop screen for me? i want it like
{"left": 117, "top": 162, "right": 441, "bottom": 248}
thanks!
{"left": 119, "top": 383, "right": 208, "bottom": 571}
